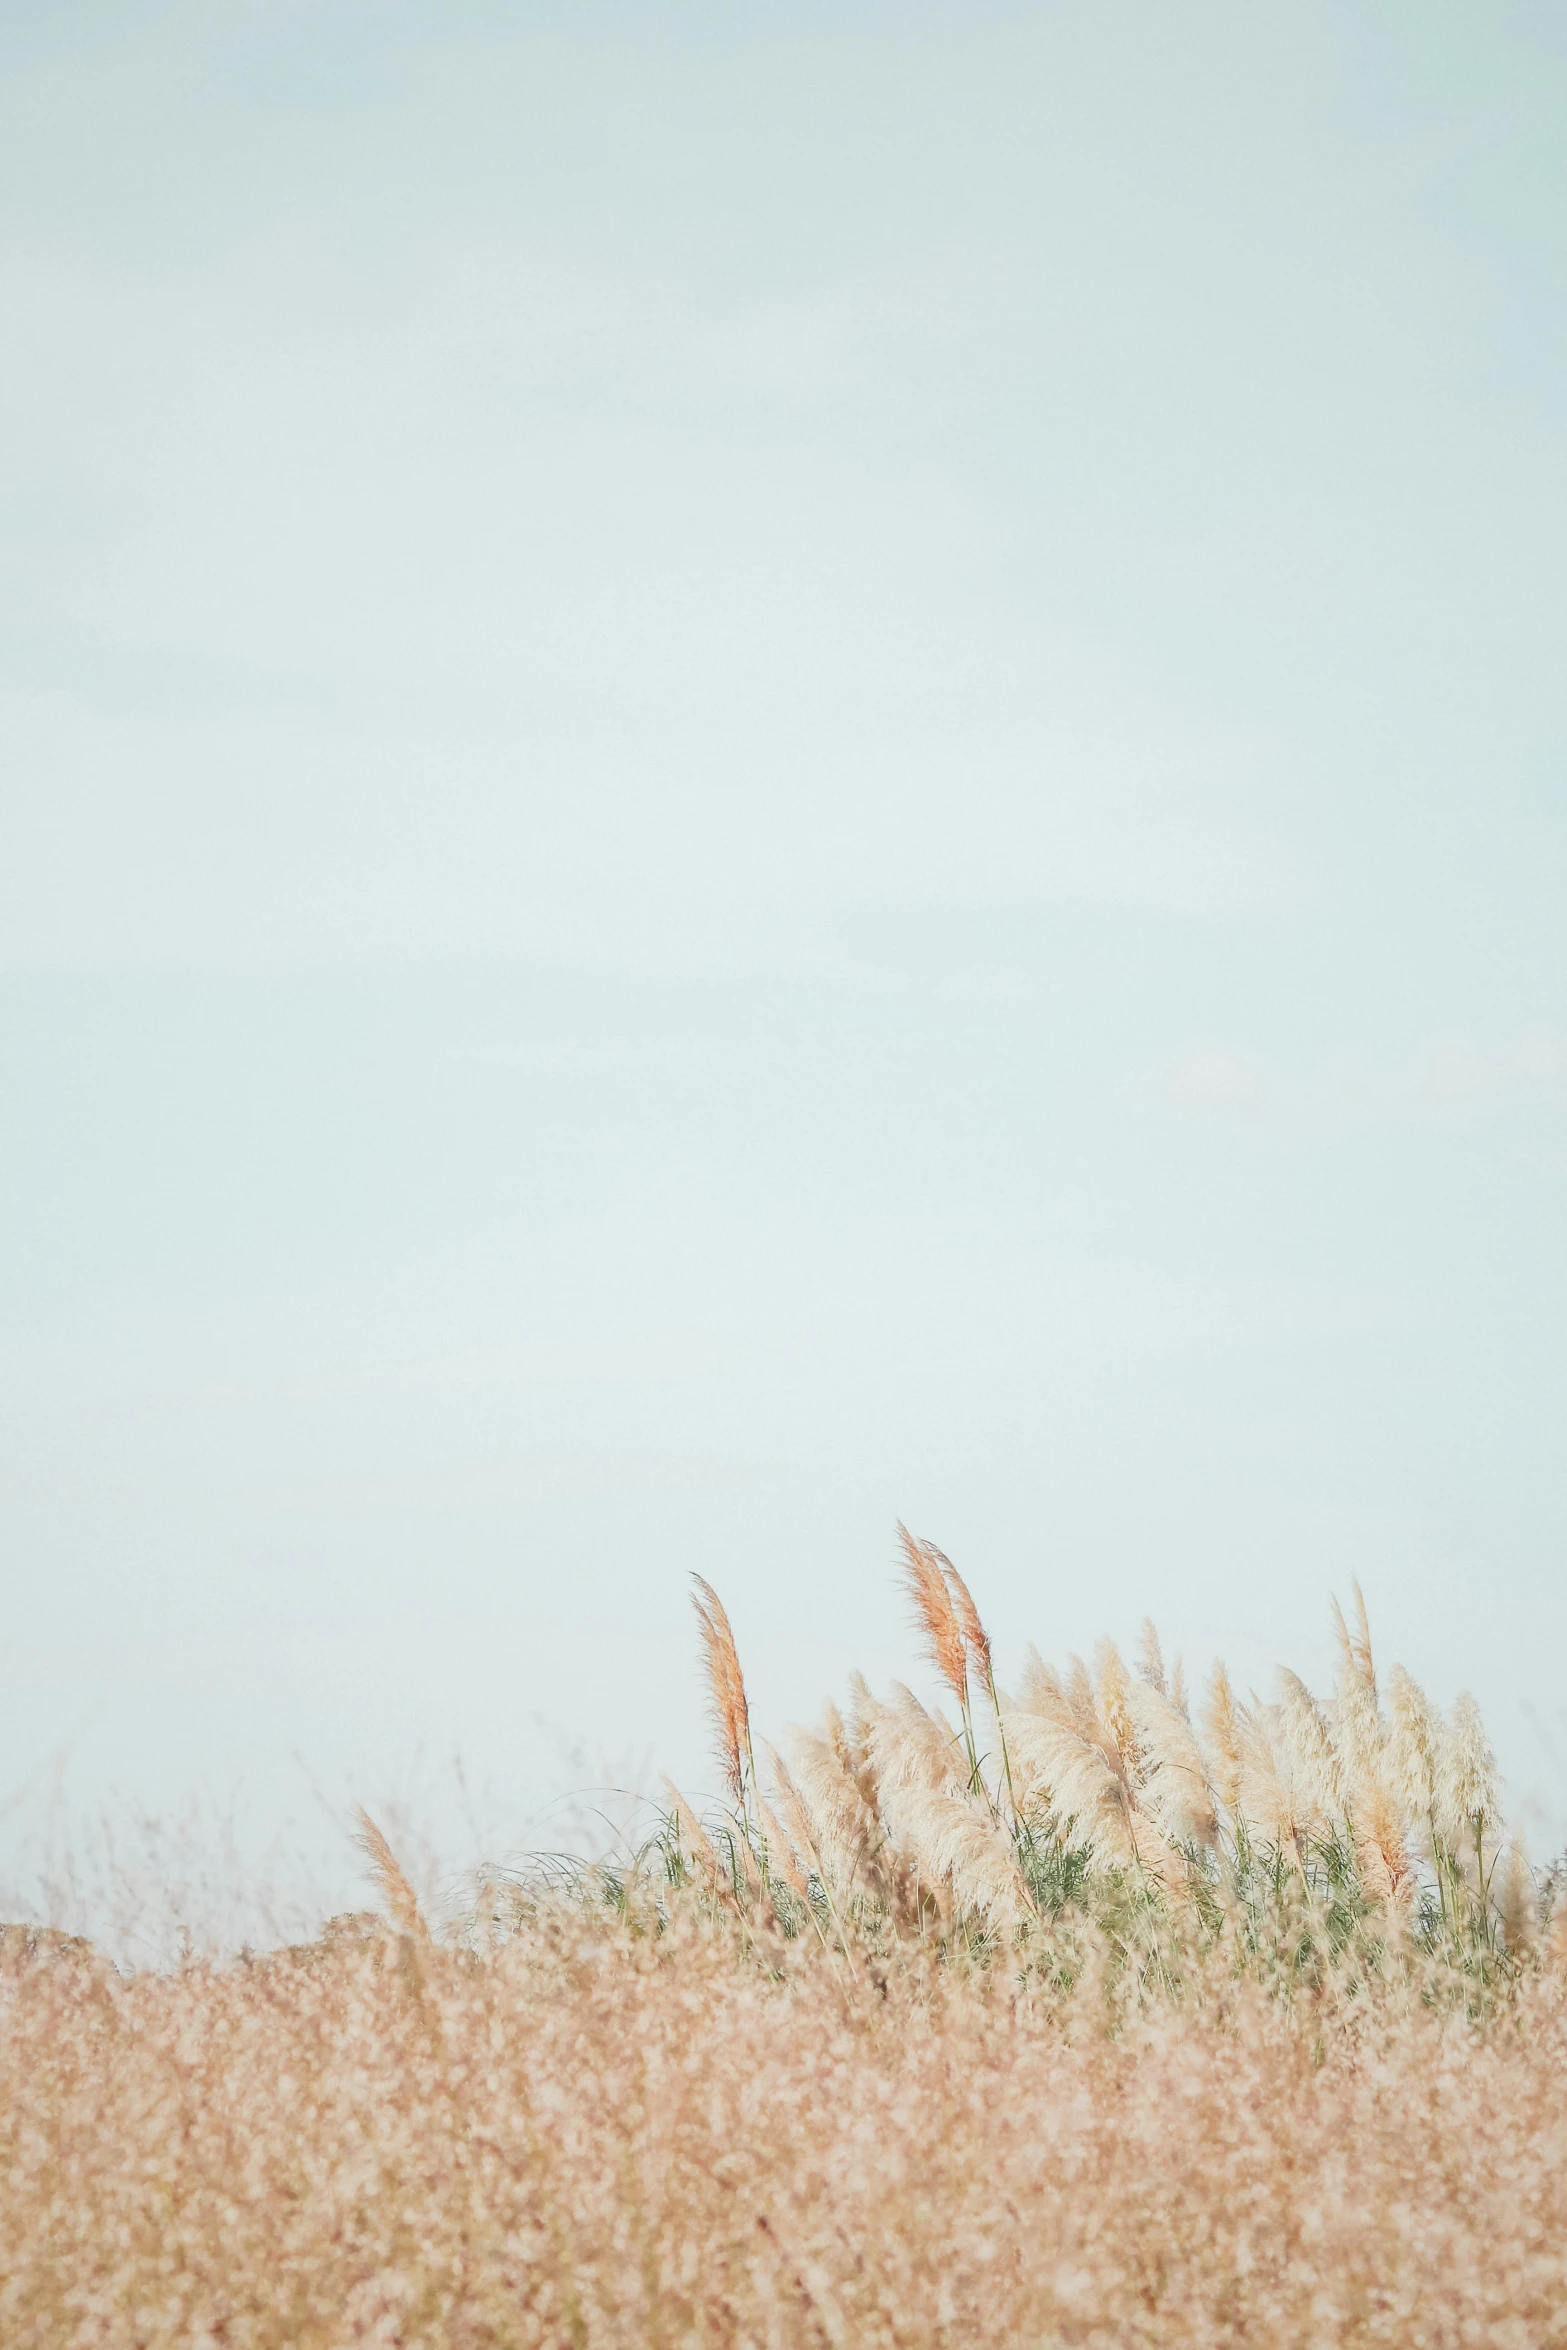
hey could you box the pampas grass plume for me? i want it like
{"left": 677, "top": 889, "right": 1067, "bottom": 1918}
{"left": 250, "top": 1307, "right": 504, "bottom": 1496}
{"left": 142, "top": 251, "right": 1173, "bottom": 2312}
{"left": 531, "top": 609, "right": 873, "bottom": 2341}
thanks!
{"left": 897, "top": 1522, "right": 969, "bottom": 1706}
{"left": 352, "top": 1806, "right": 429, "bottom": 1942}
{"left": 691, "top": 1573, "right": 752, "bottom": 1803}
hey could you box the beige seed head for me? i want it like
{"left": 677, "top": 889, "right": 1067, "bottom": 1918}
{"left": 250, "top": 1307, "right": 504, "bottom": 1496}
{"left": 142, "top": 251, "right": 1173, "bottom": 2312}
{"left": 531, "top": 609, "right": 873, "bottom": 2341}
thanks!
{"left": 1495, "top": 1833, "right": 1537, "bottom": 1956}
{"left": 1275, "top": 1669, "right": 1346, "bottom": 1831}
{"left": 1439, "top": 1691, "right": 1501, "bottom": 1846}
{"left": 690, "top": 1574, "right": 751, "bottom": 1803}
{"left": 352, "top": 1807, "right": 429, "bottom": 1944}
{"left": 1126, "top": 1677, "right": 1218, "bottom": 1850}
{"left": 931, "top": 1544, "right": 994, "bottom": 1690}
{"left": 1201, "top": 1662, "right": 1244, "bottom": 1822}
{"left": 1384, "top": 1663, "right": 1439, "bottom": 1828}
{"left": 897, "top": 1523, "right": 969, "bottom": 1706}
{"left": 1095, "top": 1640, "right": 1147, "bottom": 1790}
{"left": 1134, "top": 1618, "right": 1167, "bottom": 1696}
{"left": 662, "top": 1777, "right": 736, "bottom": 1906}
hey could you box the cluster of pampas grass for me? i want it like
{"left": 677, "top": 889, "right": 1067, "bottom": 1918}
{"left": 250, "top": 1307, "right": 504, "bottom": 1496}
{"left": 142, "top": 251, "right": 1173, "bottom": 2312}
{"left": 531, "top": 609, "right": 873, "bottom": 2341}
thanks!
{"left": 657, "top": 1528, "right": 1551, "bottom": 2001}
{"left": 6, "top": 1529, "right": 1567, "bottom": 2347}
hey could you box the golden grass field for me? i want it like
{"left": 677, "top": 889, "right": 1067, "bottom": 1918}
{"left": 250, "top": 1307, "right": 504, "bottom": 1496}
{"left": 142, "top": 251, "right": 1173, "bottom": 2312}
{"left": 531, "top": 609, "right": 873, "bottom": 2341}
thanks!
{"left": 5, "top": 1530, "right": 1565, "bottom": 2347}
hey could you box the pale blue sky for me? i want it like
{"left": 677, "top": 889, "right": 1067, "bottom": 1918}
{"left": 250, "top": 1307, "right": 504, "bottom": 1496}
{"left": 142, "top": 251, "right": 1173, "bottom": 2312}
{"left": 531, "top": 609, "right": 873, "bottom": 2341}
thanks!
{"left": 3, "top": 3, "right": 1566, "bottom": 1914}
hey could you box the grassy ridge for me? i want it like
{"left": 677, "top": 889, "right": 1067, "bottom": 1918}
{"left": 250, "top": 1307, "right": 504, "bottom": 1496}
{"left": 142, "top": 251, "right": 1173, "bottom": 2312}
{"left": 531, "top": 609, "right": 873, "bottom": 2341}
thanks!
{"left": 5, "top": 1532, "right": 1565, "bottom": 2345}
{"left": 7, "top": 1902, "right": 1567, "bottom": 2345}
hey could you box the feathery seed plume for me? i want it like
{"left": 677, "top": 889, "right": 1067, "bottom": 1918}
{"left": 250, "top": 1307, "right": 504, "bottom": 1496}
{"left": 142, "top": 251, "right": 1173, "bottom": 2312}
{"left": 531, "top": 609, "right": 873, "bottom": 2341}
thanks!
{"left": 1329, "top": 1586, "right": 1387, "bottom": 1804}
{"left": 662, "top": 1777, "right": 735, "bottom": 1903}
{"left": 783, "top": 1713, "right": 883, "bottom": 1898}
{"left": 1236, "top": 1703, "right": 1309, "bottom": 1861}
{"left": 930, "top": 1544, "right": 1021, "bottom": 1819}
{"left": 1333, "top": 1674, "right": 1386, "bottom": 1801}
{"left": 994, "top": 1698, "right": 1054, "bottom": 1817}
{"left": 1000, "top": 1700, "right": 1142, "bottom": 1869}
{"left": 897, "top": 1523, "right": 968, "bottom": 1705}
{"left": 1201, "top": 1662, "right": 1244, "bottom": 1821}
{"left": 353, "top": 1807, "right": 429, "bottom": 1943}
{"left": 1353, "top": 1777, "right": 1413, "bottom": 1911}
{"left": 761, "top": 1746, "right": 825, "bottom": 1888}
{"left": 1126, "top": 1677, "right": 1218, "bottom": 1849}
{"left": 1384, "top": 1663, "right": 1440, "bottom": 1829}
{"left": 1440, "top": 1691, "right": 1501, "bottom": 1847}
{"left": 691, "top": 1574, "right": 752, "bottom": 1804}
{"left": 1351, "top": 1580, "right": 1377, "bottom": 1695}
{"left": 933, "top": 1544, "right": 993, "bottom": 1688}
{"left": 1135, "top": 1618, "right": 1167, "bottom": 1696}
{"left": 858, "top": 1681, "right": 969, "bottom": 1803}
{"left": 1276, "top": 1668, "right": 1346, "bottom": 1831}
{"left": 1016, "top": 1644, "right": 1061, "bottom": 1715}
{"left": 1094, "top": 1641, "right": 1148, "bottom": 1790}
{"left": 1330, "top": 1583, "right": 1378, "bottom": 1697}
{"left": 880, "top": 1780, "right": 1032, "bottom": 1930}
{"left": 1494, "top": 1832, "right": 1536, "bottom": 1955}
{"left": 1064, "top": 1654, "right": 1099, "bottom": 1739}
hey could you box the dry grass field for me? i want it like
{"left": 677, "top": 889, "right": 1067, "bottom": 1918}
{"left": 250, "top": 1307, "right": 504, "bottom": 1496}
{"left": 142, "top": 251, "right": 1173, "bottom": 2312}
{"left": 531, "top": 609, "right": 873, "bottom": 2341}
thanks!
{"left": 5, "top": 1532, "right": 1566, "bottom": 2347}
